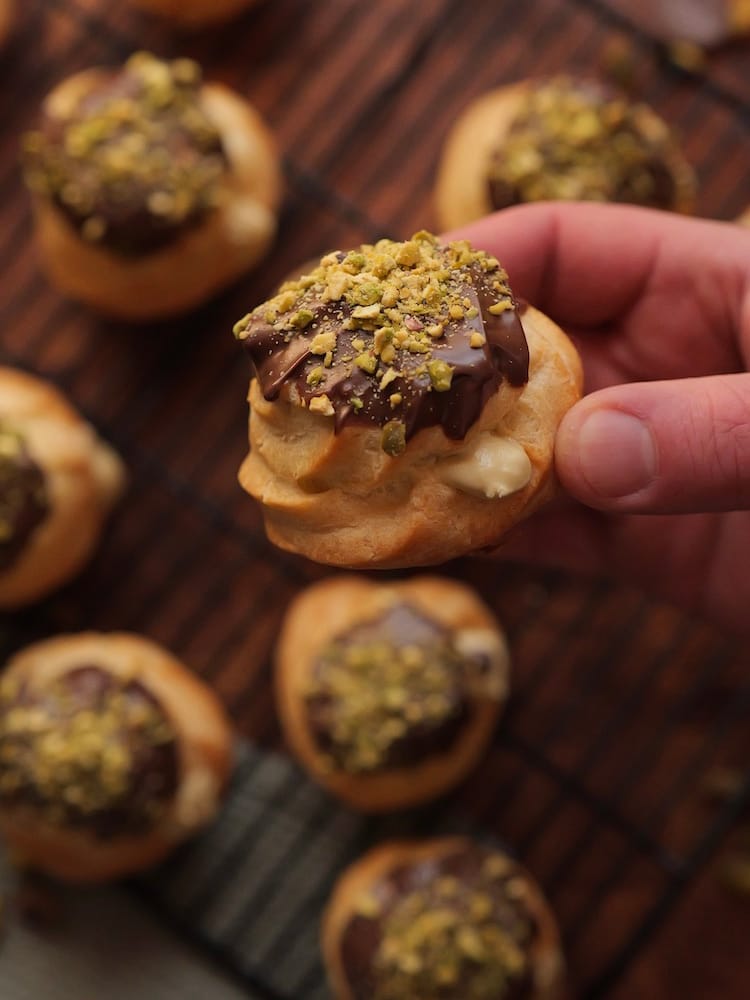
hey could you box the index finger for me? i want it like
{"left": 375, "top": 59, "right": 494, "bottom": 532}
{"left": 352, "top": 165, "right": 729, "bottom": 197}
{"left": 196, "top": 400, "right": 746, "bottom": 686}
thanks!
{"left": 444, "top": 202, "right": 750, "bottom": 337}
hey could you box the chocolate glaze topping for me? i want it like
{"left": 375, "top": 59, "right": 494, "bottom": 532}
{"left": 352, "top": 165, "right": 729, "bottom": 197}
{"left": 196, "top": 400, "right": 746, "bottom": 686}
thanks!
{"left": 0, "top": 665, "right": 179, "bottom": 839}
{"left": 340, "top": 844, "right": 538, "bottom": 999}
{"left": 306, "top": 604, "right": 472, "bottom": 774}
{"left": 487, "top": 77, "right": 687, "bottom": 211}
{"left": 22, "top": 52, "right": 227, "bottom": 256}
{"left": 235, "top": 233, "right": 529, "bottom": 454}
{"left": 0, "top": 425, "right": 49, "bottom": 572}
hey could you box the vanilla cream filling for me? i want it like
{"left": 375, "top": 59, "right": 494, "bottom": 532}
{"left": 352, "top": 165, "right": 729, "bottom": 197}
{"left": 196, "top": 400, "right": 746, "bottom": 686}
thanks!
{"left": 453, "top": 627, "right": 510, "bottom": 700}
{"left": 440, "top": 432, "right": 532, "bottom": 499}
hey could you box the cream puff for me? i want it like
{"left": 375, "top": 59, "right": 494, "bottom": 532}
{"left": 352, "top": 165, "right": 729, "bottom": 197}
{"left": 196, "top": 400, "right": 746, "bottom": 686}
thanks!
{"left": 235, "top": 232, "right": 582, "bottom": 569}
{"left": 0, "top": 367, "right": 124, "bottom": 609}
{"left": 435, "top": 76, "right": 696, "bottom": 230}
{"left": 276, "top": 575, "right": 509, "bottom": 812}
{"left": 22, "top": 51, "right": 282, "bottom": 321}
{"left": 130, "top": 0, "right": 259, "bottom": 27}
{"left": 0, "top": 633, "right": 233, "bottom": 883}
{"left": 323, "top": 837, "right": 564, "bottom": 1000}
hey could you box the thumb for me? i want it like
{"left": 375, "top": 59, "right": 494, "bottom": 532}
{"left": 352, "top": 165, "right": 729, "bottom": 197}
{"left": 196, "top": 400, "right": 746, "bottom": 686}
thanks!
{"left": 555, "top": 374, "right": 750, "bottom": 514}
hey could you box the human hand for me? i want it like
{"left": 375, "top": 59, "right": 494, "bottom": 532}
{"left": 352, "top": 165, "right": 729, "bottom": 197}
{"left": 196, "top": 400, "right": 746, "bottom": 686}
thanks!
{"left": 446, "top": 204, "right": 750, "bottom": 634}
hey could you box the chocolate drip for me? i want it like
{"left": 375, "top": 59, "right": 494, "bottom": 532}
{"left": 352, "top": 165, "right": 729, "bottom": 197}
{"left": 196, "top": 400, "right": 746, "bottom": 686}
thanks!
{"left": 487, "top": 78, "right": 680, "bottom": 211}
{"left": 0, "top": 665, "right": 179, "bottom": 839}
{"left": 306, "top": 604, "right": 471, "bottom": 773}
{"left": 23, "top": 53, "right": 227, "bottom": 256}
{"left": 0, "top": 426, "right": 49, "bottom": 572}
{"left": 239, "top": 240, "right": 529, "bottom": 449}
{"left": 340, "top": 845, "right": 538, "bottom": 1000}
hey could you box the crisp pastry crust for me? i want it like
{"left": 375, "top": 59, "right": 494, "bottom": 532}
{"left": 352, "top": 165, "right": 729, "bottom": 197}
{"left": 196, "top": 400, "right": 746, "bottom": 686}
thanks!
{"left": 131, "top": 0, "right": 259, "bottom": 27}
{"left": 0, "top": 632, "right": 233, "bottom": 883}
{"left": 239, "top": 272, "right": 582, "bottom": 568}
{"left": 275, "top": 575, "right": 510, "bottom": 812}
{"left": 435, "top": 77, "right": 696, "bottom": 230}
{"left": 0, "top": 366, "right": 125, "bottom": 609}
{"left": 738, "top": 206, "right": 750, "bottom": 227}
{"left": 323, "top": 837, "right": 564, "bottom": 1000}
{"left": 24, "top": 56, "right": 281, "bottom": 320}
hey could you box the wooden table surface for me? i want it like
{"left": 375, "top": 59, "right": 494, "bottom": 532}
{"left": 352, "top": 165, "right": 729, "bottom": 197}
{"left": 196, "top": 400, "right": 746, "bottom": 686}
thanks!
{"left": 1, "top": 1, "right": 750, "bottom": 997}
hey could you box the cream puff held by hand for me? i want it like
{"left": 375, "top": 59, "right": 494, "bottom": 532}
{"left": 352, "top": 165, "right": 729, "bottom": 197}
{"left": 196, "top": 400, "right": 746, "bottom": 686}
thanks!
{"left": 0, "top": 367, "right": 124, "bottom": 609}
{"left": 323, "top": 837, "right": 564, "bottom": 1000}
{"left": 276, "top": 575, "right": 509, "bottom": 812}
{"left": 22, "top": 52, "right": 282, "bottom": 321}
{"left": 435, "top": 76, "right": 696, "bottom": 230}
{"left": 236, "top": 232, "right": 582, "bottom": 568}
{"left": 0, "top": 633, "right": 233, "bottom": 883}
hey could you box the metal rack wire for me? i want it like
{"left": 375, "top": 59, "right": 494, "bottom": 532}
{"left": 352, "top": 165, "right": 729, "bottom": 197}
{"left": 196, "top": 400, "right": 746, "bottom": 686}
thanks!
{"left": 1, "top": 1, "right": 750, "bottom": 997}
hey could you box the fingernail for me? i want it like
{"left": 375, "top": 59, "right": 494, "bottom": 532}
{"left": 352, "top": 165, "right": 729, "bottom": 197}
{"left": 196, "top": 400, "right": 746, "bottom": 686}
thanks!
{"left": 576, "top": 409, "right": 657, "bottom": 499}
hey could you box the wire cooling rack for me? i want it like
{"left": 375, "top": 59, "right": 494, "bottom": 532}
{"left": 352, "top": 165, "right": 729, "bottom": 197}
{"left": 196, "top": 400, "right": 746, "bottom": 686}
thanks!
{"left": 1, "top": 1, "right": 750, "bottom": 997}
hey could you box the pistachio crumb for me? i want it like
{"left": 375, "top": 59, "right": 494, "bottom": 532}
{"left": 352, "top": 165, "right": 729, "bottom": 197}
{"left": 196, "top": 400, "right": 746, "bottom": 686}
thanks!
{"left": 291, "top": 308, "right": 315, "bottom": 329}
{"left": 355, "top": 352, "right": 378, "bottom": 374}
{"left": 427, "top": 360, "right": 454, "bottom": 391}
{"left": 308, "top": 394, "right": 335, "bottom": 416}
{"left": 488, "top": 300, "right": 512, "bottom": 316}
{"left": 379, "top": 368, "right": 398, "bottom": 391}
{"left": 310, "top": 331, "right": 336, "bottom": 354}
{"left": 381, "top": 420, "right": 406, "bottom": 456}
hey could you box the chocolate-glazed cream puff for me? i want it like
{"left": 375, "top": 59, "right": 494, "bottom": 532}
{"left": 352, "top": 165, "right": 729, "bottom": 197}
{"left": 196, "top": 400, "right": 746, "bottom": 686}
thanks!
{"left": 22, "top": 52, "right": 281, "bottom": 321}
{"left": 276, "top": 576, "right": 510, "bottom": 812}
{"left": 0, "top": 367, "right": 124, "bottom": 609}
{"left": 131, "top": 0, "right": 259, "bottom": 27}
{"left": 435, "top": 76, "right": 696, "bottom": 230}
{"left": 323, "top": 838, "right": 564, "bottom": 1000}
{"left": 236, "top": 232, "right": 582, "bottom": 568}
{"left": 0, "top": 633, "right": 233, "bottom": 883}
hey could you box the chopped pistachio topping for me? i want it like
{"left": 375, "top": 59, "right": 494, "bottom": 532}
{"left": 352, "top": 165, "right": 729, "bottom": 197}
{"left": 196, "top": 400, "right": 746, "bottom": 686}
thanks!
{"left": 427, "top": 360, "right": 454, "bottom": 392}
{"left": 381, "top": 420, "right": 406, "bottom": 457}
{"left": 22, "top": 52, "right": 226, "bottom": 254}
{"left": 306, "top": 605, "right": 470, "bottom": 774}
{"left": 292, "top": 309, "right": 315, "bottom": 329}
{"left": 308, "top": 394, "right": 335, "bottom": 416}
{"left": 0, "top": 667, "right": 176, "bottom": 830}
{"left": 234, "top": 232, "right": 517, "bottom": 454}
{"left": 368, "top": 850, "right": 534, "bottom": 999}
{"left": 488, "top": 76, "right": 684, "bottom": 206}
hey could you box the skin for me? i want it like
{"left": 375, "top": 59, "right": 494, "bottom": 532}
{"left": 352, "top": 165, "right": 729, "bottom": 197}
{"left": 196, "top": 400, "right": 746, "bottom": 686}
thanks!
{"left": 447, "top": 204, "right": 750, "bottom": 635}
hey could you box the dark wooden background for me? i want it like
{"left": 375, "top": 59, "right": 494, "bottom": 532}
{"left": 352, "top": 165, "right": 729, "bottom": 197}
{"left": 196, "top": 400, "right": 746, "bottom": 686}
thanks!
{"left": 1, "top": 1, "right": 750, "bottom": 997}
